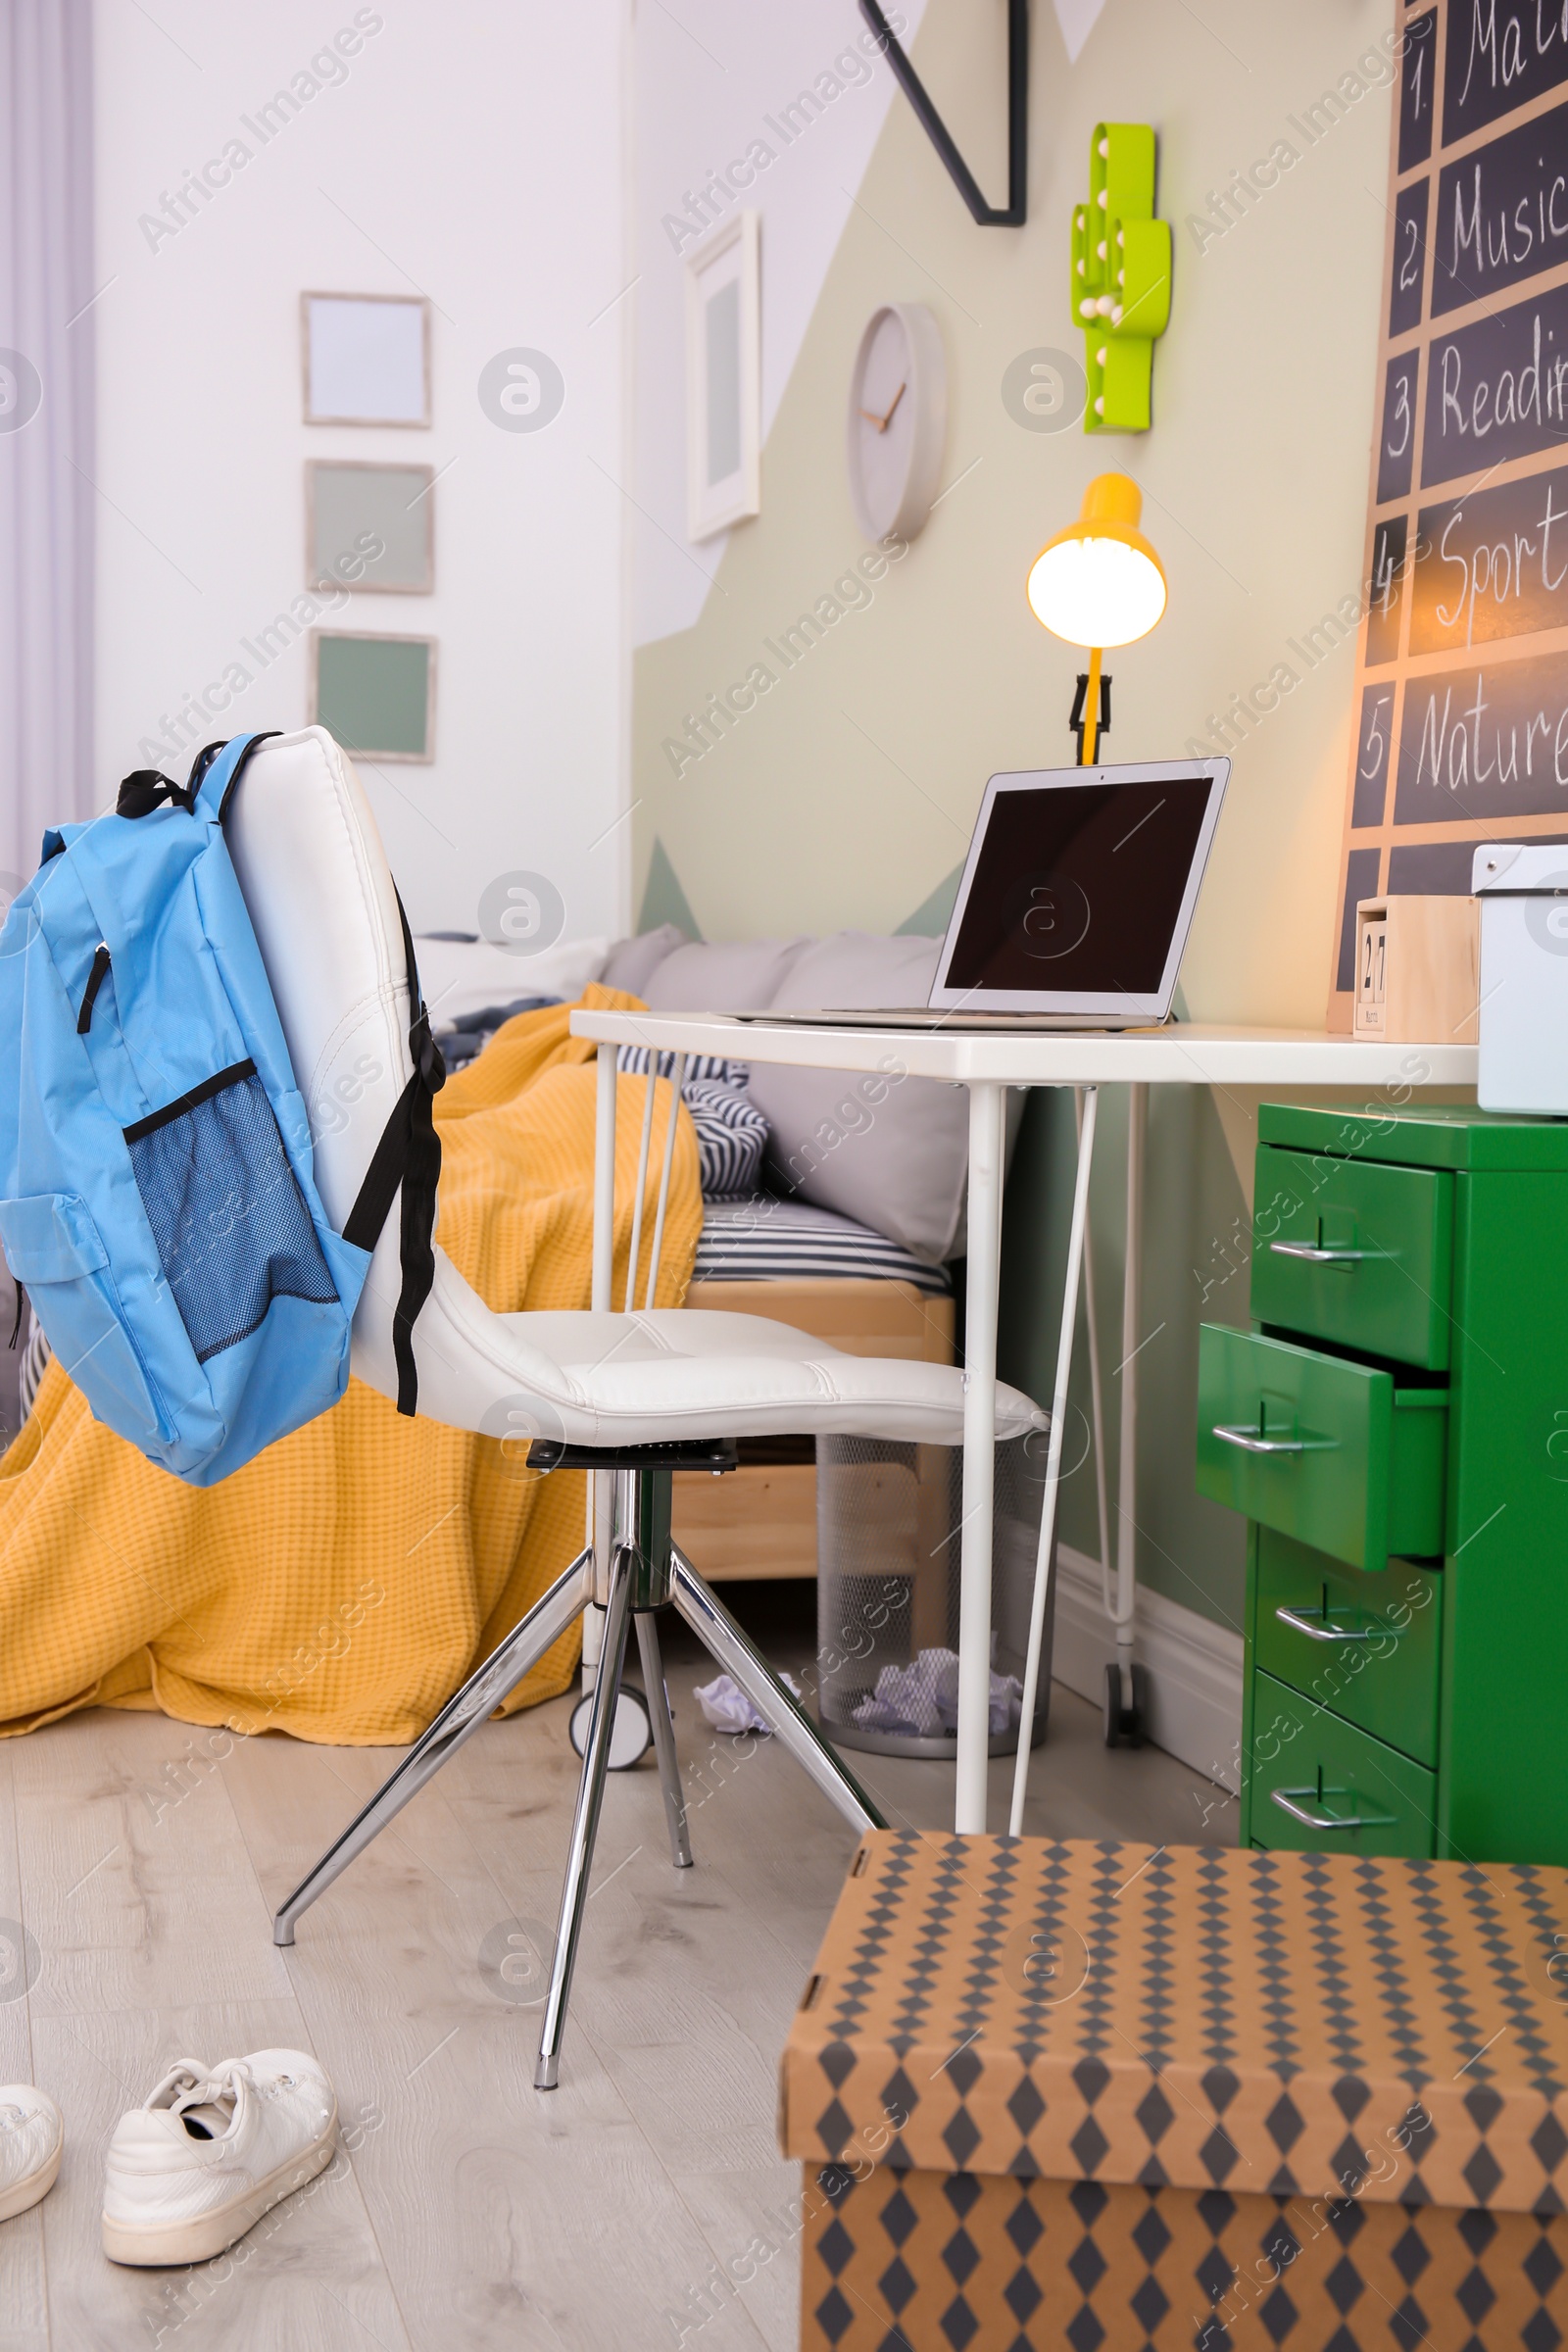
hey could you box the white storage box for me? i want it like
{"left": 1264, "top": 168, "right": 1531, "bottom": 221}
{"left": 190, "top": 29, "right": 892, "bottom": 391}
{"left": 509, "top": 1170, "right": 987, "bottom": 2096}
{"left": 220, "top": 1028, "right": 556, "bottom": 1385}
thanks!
{"left": 1473, "top": 842, "right": 1568, "bottom": 1112}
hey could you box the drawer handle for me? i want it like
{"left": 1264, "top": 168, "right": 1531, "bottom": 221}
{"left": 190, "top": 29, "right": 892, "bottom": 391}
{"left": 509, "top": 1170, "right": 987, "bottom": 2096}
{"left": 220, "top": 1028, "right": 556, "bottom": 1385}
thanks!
{"left": 1274, "top": 1604, "right": 1390, "bottom": 1643}
{"left": 1212, "top": 1423, "right": 1338, "bottom": 1455}
{"left": 1268, "top": 1242, "right": 1382, "bottom": 1264}
{"left": 1270, "top": 1785, "right": 1396, "bottom": 1832}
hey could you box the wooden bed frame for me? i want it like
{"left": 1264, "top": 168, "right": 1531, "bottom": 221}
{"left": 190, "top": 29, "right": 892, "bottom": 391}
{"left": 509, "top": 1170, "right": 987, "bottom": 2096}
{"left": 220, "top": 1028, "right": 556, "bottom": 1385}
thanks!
{"left": 670, "top": 1277, "right": 956, "bottom": 1583}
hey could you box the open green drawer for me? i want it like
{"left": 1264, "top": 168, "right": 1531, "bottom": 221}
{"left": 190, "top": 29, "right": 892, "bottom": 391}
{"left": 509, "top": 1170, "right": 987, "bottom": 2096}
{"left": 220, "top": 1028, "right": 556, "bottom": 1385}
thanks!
{"left": 1197, "top": 1325, "right": 1446, "bottom": 1570}
{"left": 1248, "top": 1670, "right": 1436, "bottom": 1857}
{"left": 1250, "top": 1144, "right": 1454, "bottom": 1370}
{"left": 1252, "top": 1529, "right": 1442, "bottom": 1767}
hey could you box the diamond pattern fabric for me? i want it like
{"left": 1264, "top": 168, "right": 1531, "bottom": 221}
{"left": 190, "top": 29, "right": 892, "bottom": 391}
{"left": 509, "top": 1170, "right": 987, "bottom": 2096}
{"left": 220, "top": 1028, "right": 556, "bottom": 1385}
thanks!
{"left": 785, "top": 1834, "right": 1568, "bottom": 2348}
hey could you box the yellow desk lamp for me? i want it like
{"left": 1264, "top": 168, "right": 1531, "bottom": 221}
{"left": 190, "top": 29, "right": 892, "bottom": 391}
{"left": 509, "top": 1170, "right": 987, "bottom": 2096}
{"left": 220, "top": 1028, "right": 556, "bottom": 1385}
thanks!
{"left": 1025, "top": 472, "right": 1166, "bottom": 764}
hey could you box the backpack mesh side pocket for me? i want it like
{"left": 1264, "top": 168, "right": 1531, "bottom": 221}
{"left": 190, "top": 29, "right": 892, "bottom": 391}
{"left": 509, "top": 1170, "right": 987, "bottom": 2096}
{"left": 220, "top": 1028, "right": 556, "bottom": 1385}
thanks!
{"left": 125, "top": 1061, "right": 338, "bottom": 1362}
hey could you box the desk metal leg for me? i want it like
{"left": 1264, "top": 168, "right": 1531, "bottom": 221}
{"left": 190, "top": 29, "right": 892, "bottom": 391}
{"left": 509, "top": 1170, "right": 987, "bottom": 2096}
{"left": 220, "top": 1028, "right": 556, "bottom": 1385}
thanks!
{"left": 1008, "top": 1087, "right": 1099, "bottom": 1833}
{"left": 956, "top": 1081, "right": 1006, "bottom": 1835}
{"left": 1114, "top": 1082, "right": 1148, "bottom": 1709}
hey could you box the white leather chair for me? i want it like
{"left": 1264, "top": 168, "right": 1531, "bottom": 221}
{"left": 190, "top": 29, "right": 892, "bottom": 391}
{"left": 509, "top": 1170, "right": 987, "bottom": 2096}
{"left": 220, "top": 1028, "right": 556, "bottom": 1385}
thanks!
{"left": 225, "top": 727, "right": 1045, "bottom": 2086}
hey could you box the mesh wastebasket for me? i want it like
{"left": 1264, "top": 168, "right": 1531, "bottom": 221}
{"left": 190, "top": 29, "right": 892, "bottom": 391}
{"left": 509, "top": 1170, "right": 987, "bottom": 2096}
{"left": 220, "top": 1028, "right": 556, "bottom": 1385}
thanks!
{"left": 815, "top": 1434, "right": 1053, "bottom": 1759}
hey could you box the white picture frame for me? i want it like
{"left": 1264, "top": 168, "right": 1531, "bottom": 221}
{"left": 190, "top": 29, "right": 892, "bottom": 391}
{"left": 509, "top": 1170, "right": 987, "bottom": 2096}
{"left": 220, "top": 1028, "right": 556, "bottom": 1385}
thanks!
{"left": 685, "top": 212, "right": 760, "bottom": 542}
{"left": 301, "top": 291, "right": 431, "bottom": 427}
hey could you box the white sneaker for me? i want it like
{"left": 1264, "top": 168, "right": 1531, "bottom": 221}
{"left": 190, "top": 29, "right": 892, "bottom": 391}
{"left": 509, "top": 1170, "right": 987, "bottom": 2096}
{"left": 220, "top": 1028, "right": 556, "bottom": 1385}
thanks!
{"left": 0, "top": 2085, "right": 63, "bottom": 2222}
{"left": 102, "top": 2049, "right": 336, "bottom": 2266}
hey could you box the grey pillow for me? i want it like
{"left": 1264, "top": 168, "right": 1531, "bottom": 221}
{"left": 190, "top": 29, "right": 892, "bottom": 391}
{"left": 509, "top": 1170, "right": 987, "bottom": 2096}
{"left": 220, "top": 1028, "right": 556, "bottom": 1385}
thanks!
{"left": 642, "top": 935, "right": 813, "bottom": 1011}
{"left": 768, "top": 930, "right": 944, "bottom": 1012}
{"left": 744, "top": 933, "right": 972, "bottom": 1265}
{"left": 599, "top": 922, "right": 688, "bottom": 998}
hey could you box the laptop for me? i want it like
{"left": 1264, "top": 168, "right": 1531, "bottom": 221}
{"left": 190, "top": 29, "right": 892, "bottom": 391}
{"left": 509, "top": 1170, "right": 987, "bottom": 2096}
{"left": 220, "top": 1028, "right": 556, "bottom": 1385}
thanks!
{"left": 749, "top": 757, "right": 1230, "bottom": 1032}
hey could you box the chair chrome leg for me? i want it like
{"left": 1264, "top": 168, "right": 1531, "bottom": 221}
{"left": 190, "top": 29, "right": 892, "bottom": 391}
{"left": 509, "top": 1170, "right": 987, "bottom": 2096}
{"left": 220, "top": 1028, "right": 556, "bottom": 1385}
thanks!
{"left": 535, "top": 1545, "right": 636, "bottom": 2089}
{"left": 635, "top": 1611, "right": 692, "bottom": 1870}
{"left": 272, "top": 1546, "right": 593, "bottom": 1948}
{"left": 669, "top": 1546, "right": 887, "bottom": 1837}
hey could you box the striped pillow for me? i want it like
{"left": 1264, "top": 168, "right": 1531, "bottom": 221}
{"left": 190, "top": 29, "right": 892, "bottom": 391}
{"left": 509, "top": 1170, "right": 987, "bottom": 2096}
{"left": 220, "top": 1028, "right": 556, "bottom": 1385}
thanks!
{"left": 695, "top": 1194, "right": 953, "bottom": 1294}
{"left": 617, "top": 1044, "right": 750, "bottom": 1088}
{"left": 682, "top": 1080, "right": 768, "bottom": 1199}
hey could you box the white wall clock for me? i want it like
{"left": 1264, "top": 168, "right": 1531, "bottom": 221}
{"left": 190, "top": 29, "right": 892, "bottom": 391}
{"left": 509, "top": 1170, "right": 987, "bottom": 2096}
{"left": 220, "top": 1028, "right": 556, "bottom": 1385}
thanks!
{"left": 845, "top": 302, "right": 947, "bottom": 542}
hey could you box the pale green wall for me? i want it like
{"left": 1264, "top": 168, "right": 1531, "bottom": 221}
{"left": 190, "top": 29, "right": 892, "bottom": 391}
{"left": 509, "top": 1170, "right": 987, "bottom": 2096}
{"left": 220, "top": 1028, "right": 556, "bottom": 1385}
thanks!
{"left": 633, "top": 0, "right": 1399, "bottom": 1631}
{"left": 998, "top": 1072, "right": 1251, "bottom": 1625}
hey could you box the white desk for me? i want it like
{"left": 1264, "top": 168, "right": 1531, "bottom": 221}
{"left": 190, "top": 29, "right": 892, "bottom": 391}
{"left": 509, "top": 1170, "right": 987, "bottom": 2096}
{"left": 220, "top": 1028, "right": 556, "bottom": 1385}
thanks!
{"left": 570, "top": 1011, "right": 1478, "bottom": 1832}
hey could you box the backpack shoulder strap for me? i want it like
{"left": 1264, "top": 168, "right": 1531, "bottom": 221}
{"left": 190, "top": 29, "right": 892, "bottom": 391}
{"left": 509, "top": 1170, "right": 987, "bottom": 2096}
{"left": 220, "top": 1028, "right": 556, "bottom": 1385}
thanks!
{"left": 341, "top": 891, "right": 445, "bottom": 1417}
{"left": 115, "top": 733, "right": 277, "bottom": 822}
{"left": 191, "top": 731, "right": 280, "bottom": 823}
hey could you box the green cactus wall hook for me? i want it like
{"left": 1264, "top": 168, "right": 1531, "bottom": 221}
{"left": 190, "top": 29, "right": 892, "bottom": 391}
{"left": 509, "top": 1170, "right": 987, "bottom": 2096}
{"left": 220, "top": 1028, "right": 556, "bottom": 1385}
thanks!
{"left": 1071, "top": 122, "right": 1172, "bottom": 432}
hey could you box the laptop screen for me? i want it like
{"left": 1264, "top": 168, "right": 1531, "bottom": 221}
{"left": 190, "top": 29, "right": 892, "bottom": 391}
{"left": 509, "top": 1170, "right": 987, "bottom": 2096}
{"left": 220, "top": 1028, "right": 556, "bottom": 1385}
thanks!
{"left": 941, "top": 774, "right": 1219, "bottom": 997}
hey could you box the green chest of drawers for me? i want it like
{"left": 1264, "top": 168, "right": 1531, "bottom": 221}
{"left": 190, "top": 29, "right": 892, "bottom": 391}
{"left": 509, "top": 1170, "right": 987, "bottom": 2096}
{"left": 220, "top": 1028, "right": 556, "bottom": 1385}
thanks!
{"left": 1196, "top": 1102, "right": 1568, "bottom": 1866}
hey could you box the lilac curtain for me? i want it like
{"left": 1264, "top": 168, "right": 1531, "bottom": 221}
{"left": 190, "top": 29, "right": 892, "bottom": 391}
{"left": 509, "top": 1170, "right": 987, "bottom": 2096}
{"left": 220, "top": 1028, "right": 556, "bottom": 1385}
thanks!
{"left": 0, "top": 0, "right": 94, "bottom": 894}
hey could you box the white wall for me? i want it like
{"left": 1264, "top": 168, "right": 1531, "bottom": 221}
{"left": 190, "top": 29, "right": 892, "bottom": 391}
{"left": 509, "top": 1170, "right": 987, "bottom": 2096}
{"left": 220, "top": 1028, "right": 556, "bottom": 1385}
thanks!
{"left": 632, "top": 0, "right": 1109, "bottom": 651}
{"left": 92, "top": 0, "right": 631, "bottom": 941}
{"left": 633, "top": 0, "right": 929, "bottom": 649}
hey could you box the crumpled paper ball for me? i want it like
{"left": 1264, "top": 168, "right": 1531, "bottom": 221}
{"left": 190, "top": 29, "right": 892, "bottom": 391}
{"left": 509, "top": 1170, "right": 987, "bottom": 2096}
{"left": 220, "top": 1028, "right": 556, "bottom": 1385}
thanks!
{"left": 852, "top": 1646, "right": 1022, "bottom": 1738}
{"left": 694, "top": 1670, "right": 803, "bottom": 1734}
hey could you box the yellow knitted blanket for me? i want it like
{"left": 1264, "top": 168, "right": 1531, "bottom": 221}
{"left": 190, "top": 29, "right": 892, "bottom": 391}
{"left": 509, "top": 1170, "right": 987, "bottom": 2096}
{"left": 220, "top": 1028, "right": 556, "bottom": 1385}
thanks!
{"left": 0, "top": 988, "right": 699, "bottom": 1743}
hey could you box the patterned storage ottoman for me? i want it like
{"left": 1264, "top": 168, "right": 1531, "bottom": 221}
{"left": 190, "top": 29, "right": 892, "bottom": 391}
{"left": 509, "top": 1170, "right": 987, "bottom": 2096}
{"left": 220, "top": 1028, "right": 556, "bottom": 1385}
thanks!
{"left": 778, "top": 1833, "right": 1568, "bottom": 2350}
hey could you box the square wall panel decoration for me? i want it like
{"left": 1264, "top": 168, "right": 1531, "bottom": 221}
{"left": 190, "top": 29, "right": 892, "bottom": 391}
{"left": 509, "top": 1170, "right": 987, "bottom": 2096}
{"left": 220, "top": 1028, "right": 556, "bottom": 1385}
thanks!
{"left": 311, "top": 630, "right": 434, "bottom": 763}
{"left": 307, "top": 460, "right": 433, "bottom": 594}
{"left": 302, "top": 292, "right": 430, "bottom": 426}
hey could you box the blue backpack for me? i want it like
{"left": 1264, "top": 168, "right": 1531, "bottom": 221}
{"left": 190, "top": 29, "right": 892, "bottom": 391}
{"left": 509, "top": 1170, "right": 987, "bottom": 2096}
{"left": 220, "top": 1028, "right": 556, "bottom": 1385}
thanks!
{"left": 0, "top": 732, "right": 443, "bottom": 1485}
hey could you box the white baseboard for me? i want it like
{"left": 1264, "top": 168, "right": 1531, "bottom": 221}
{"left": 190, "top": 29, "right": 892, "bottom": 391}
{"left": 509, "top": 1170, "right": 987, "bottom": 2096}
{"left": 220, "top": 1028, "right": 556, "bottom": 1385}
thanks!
{"left": 1052, "top": 1544, "right": 1243, "bottom": 1793}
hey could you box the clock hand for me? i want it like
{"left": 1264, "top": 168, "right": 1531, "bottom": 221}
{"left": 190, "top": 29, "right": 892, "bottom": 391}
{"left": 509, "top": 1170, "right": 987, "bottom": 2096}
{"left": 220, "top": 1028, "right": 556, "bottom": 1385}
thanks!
{"left": 858, "top": 381, "right": 909, "bottom": 433}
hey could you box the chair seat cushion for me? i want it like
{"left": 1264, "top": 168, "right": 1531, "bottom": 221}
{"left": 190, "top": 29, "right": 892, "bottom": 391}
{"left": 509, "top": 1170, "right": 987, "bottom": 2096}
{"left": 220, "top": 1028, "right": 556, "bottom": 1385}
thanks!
{"left": 505, "top": 1308, "right": 1043, "bottom": 1449}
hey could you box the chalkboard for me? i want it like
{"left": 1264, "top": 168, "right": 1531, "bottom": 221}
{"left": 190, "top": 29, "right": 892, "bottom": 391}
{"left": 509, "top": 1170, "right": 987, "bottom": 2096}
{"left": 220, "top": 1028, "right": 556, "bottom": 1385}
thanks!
{"left": 1422, "top": 274, "right": 1568, "bottom": 480}
{"left": 1401, "top": 10, "right": 1439, "bottom": 171}
{"left": 1432, "top": 95, "right": 1568, "bottom": 314}
{"left": 1378, "top": 349, "right": 1420, "bottom": 503}
{"left": 1444, "top": 0, "right": 1568, "bottom": 144}
{"left": 1409, "top": 460, "right": 1568, "bottom": 650}
{"left": 1367, "top": 515, "right": 1410, "bottom": 665}
{"left": 1395, "top": 649, "right": 1568, "bottom": 817}
{"left": 1391, "top": 179, "right": 1430, "bottom": 336}
{"left": 1353, "top": 682, "right": 1396, "bottom": 825}
{"left": 1329, "top": 0, "right": 1568, "bottom": 1026}
{"left": 1390, "top": 833, "right": 1568, "bottom": 888}
{"left": 1337, "top": 848, "right": 1382, "bottom": 991}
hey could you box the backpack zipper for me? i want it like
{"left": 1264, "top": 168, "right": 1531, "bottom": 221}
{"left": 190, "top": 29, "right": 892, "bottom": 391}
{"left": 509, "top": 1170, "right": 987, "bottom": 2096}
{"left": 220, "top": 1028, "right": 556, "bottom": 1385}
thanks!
{"left": 77, "top": 944, "right": 112, "bottom": 1035}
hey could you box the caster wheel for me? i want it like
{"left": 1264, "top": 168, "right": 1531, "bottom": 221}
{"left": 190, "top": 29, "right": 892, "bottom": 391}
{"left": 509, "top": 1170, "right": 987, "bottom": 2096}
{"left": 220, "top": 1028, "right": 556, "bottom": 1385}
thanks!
{"left": 569, "top": 1687, "right": 652, "bottom": 1770}
{"left": 1103, "top": 1662, "right": 1150, "bottom": 1749}
{"left": 1102, "top": 1663, "right": 1121, "bottom": 1746}
{"left": 1125, "top": 1663, "right": 1149, "bottom": 1748}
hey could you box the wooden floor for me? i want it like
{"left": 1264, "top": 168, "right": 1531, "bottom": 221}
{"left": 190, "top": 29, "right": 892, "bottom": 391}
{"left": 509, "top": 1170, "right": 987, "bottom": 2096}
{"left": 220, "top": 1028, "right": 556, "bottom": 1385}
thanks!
{"left": 0, "top": 1583, "right": 1232, "bottom": 2351}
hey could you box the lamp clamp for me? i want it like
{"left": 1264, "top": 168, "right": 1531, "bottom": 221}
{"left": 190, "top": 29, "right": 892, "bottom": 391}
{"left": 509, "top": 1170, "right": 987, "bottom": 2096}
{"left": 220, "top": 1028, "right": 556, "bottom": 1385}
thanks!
{"left": 1070, "top": 670, "right": 1112, "bottom": 765}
